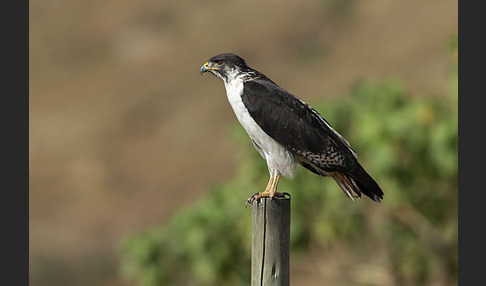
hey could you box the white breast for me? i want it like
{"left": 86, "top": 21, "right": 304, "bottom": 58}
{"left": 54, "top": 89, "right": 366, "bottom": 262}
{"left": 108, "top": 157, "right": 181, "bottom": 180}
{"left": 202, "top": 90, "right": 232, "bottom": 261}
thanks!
{"left": 223, "top": 76, "right": 296, "bottom": 178}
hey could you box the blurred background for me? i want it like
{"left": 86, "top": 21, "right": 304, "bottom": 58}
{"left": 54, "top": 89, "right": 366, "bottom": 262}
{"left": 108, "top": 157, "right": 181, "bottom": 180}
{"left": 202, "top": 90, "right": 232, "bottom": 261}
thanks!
{"left": 30, "top": 0, "right": 457, "bottom": 285}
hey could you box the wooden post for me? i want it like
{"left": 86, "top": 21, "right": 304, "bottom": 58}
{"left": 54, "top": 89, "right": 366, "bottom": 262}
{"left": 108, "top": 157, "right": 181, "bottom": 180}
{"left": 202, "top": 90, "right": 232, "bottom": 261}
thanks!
{"left": 251, "top": 197, "right": 290, "bottom": 286}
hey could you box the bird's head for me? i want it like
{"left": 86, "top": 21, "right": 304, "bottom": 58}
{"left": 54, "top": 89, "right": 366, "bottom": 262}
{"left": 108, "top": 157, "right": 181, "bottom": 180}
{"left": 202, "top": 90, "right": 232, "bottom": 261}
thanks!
{"left": 200, "top": 53, "right": 249, "bottom": 82}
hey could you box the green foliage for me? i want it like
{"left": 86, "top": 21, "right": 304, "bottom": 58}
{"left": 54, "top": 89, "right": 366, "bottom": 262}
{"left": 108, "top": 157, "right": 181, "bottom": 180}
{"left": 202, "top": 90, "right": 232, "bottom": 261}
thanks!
{"left": 118, "top": 46, "right": 457, "bottom": 285}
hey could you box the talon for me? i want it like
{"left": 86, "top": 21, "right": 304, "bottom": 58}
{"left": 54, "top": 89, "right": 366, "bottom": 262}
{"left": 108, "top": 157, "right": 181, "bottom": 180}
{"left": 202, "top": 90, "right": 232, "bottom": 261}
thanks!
{"left": 271, "top": 192, "right": 290, "bottom": 199}
{"left": 281, "top": 192, "right": 291, "bottom": 198}
{"left": 245, "top": 174, "right": 288, "bottom": 207}
{"left": 245, "top": 192, "right": 261, "bottom": 208}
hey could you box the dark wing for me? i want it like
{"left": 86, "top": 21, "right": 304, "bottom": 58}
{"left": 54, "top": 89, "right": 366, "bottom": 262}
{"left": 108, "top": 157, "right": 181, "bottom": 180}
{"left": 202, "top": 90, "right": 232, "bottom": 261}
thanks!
{"left": 241, "top": 79, "right": 384, "bottom": 202}
{"left": 241, "top": 79, "right": 356, "bottom": 171}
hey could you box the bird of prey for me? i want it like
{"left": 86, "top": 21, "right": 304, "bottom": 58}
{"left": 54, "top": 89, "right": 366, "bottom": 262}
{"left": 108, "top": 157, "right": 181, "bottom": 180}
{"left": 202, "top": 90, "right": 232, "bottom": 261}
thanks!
{"left": 200, "top": 53, "right": 384, "bottom": 204}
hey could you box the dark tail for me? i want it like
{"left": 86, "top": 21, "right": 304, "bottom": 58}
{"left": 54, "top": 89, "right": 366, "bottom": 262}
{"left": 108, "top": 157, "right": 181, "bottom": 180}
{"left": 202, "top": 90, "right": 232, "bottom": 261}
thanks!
{"left": 330, "top": 163, "right": 384, "bottom": 203}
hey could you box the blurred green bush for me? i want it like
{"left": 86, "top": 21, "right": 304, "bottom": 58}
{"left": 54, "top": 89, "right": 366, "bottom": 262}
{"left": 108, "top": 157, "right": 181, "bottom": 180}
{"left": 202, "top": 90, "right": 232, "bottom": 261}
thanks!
{"left": 118, "top": 43, "right": 457, "bottom": 286}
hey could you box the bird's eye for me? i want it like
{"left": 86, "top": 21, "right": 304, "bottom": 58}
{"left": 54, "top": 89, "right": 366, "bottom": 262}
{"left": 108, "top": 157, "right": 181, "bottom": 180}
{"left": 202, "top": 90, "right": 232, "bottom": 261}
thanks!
{"left": 216, "top": 60, "right": 223, "bottom": 65}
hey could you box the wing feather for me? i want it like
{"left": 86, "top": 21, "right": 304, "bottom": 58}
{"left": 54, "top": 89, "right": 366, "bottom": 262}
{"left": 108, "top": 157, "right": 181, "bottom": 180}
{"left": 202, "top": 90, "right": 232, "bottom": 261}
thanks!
{"left": 241, "top": 79, "right": 356, "bottom": 171}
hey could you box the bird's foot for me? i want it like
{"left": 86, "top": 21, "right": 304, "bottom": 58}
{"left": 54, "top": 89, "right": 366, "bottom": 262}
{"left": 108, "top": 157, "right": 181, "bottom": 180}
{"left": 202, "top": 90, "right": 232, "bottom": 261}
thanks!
{"left": 245, "top": 191, "right": 291, "bottom": 207}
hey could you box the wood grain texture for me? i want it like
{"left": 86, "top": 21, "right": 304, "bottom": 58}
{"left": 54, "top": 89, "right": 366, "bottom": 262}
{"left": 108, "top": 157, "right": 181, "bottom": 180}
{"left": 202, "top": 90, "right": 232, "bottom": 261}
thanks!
{"left": 251, "top": 197, "right": 290, "bottom": 286}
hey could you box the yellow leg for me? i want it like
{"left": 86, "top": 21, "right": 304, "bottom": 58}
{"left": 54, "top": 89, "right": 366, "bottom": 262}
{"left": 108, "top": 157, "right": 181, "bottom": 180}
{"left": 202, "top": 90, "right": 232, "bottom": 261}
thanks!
{"left": 263, "top": 174, "right": 280, "bottom": 195}
{"left": 246, "top": 174, "right": 290, "bottom": 206}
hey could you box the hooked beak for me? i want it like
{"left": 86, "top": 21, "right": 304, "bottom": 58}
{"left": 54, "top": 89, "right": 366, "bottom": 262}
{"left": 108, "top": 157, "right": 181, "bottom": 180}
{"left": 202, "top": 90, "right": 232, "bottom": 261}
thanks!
{"left": 200, "top": 62, "right": 220, "bottom": 75}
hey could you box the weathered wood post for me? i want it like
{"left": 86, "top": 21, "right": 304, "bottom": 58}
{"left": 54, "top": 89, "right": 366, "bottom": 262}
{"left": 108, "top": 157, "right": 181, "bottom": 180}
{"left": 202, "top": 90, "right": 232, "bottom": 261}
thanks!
{"left": 251, "top": 197, "right": 290, "bottom": 286}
